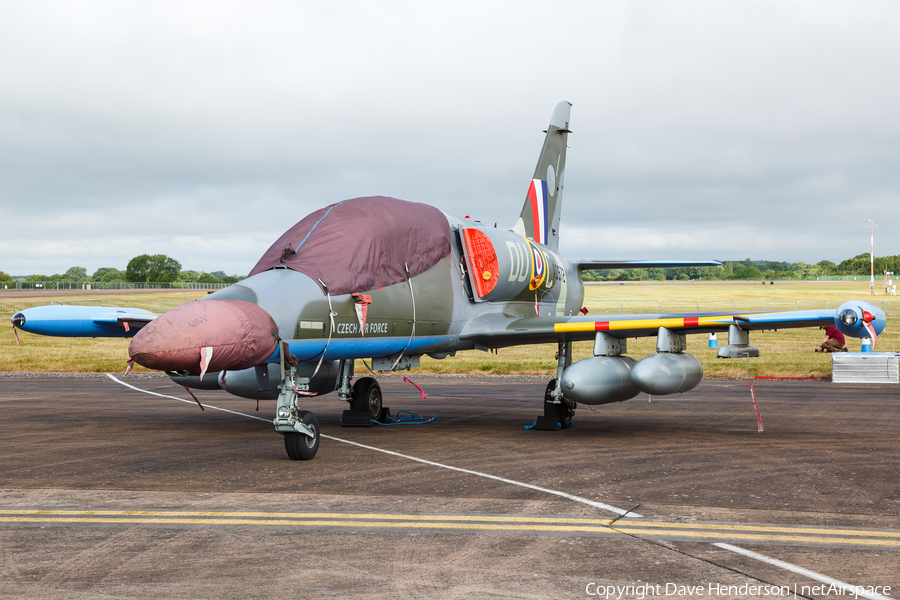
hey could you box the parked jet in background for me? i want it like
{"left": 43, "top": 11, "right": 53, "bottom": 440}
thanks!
{"left": 12, "top": 102, "right": 887, "bottom": 460}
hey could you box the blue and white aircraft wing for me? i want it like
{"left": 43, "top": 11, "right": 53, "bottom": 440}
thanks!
{"left": 11, "top": 305, "right": 158, "bottom": 338}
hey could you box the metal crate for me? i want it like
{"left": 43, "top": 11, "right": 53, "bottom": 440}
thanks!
{"left": 832, "top": 352, "right": 900, "bottom": 384}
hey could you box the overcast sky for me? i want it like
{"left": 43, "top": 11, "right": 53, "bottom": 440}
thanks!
{"left": 2, "top": 1, "right": 899, "bottom": 277}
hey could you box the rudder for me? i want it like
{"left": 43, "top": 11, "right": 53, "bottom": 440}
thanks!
{"left": 512, "top": 101, "right": 571, "bottom": 252}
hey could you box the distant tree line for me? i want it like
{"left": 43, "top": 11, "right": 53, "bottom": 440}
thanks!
{"left": 2, "top": 254, "right": 245, "bottom": 284}
{"left": 4, "top": 252, "right": 899, "bottom": 284}
{"left": 582, "top": 253, "right": 900, "bottom": 282}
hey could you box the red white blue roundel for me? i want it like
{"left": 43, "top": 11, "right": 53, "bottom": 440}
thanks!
{"left": 527, "top": 179, "right": 549, "bottom": 244}
{"left": 527, "top": 239, "right": 546, "bottom": 290}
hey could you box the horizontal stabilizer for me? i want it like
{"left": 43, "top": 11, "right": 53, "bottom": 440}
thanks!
{"left": 576, "top": 260, "right": 722, "bottom": 271}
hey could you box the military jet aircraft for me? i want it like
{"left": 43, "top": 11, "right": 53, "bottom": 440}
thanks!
{"left": 12, "top": 101, "right": 887, "bottom": 460}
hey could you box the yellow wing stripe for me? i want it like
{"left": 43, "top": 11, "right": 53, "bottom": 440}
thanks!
{"left": 554, "top": 315, "right": 750, "bottom": 334}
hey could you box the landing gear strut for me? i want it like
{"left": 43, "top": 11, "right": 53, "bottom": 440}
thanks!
{"left": 532, "top": 340, "right": 576, "bottom": 430}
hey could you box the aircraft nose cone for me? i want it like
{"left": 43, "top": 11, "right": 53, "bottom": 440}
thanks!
{"left": 129, "top": 300, "right": 278, "bottom": 375}
{"left": 11, "top": 313, "right": 25, "bottom": 328}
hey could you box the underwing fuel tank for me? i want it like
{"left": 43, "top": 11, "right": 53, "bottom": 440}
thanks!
{"left": 560, "top": 356, "right": 640, "bottom": 405}
{"left": 631, "top": 353, "right": 703, "bottom": 396}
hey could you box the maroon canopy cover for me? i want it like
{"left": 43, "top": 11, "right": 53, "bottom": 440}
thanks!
{"left": 249, "top": 196, "right": 452, "bottom": 295}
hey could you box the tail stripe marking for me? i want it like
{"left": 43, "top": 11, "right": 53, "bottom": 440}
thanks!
{"left": 528, "top": 179, "right": 548, "bottom": 244}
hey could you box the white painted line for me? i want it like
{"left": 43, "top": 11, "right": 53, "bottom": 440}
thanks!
{"left": 714, "top": 543, "right": 892, "bottom": 600}
{"left": 105, "top": 375, "right": 641, "bottom": 518}
{"left": 105, "top": 374, "right": 271, "bottom": 423}
{"left": 324, "top": 435, "right": 641, "bottom": 517}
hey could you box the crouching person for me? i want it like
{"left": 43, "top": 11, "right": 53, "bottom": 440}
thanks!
{"left": 816, "top": 325, "right": 847, "bottom": 352}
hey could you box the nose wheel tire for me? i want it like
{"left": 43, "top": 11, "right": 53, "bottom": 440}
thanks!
{"left": 283, "top": 410, "right": 320, "bottom": 460}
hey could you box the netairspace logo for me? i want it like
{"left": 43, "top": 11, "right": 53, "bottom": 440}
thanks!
{"left": 584, "top": 582, "right": 892, "bottom": 599}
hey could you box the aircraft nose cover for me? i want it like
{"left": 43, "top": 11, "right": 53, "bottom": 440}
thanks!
{"left": 129, "top": 300, "right": 278, "bottom": 374}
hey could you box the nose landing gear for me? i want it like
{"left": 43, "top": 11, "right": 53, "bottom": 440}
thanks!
{"left": 273, "top": 364, "right": 321, "bottom": 460}
{"left": 283, "top": 411, "right": 320, "bottom": 460}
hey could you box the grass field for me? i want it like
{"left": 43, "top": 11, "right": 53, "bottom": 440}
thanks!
{"left": 1, "top": 282, "right": 896, "bottom": 377}
{"left": 419, "top": 282, "right": 898, "bottom": 378}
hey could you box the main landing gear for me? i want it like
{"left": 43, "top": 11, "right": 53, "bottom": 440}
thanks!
{"left": 334, "top": 358, "right": 389, "bottom": 427}
{"left": 341, "top": 376, "right": 390, "bottom": 426}
{"left": 533, "top": 379, "right": 575, "bottom": 429}
{"left": 532, "top": 341, "right": 577, "bottom": 430}
{"left": 353, "top": 377, "right": 383, "bottom": 416}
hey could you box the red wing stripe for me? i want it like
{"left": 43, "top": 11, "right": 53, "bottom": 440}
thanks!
{"left": 595, "top": 322, "right": 610, "bottom": 331}
{"left": 684, "top": 317, "right": 700, "bottom": 327}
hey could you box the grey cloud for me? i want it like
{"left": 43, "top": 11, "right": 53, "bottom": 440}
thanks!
{"left": 2, "top": 1, "right": 899, "bottom": 276}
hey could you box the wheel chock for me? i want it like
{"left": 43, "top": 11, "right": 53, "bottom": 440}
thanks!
{"left": 532, "top": 415, "right": 562, "bottom": 430}
{"left": 374, "top": 407, "right": 392, "bottom": 424}
{"left": 341, "top": 410, "right": 374, "bottom": 427}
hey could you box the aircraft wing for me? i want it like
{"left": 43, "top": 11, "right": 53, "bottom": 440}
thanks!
{"left": 11, "top": 305, "right": 158, "bottom": 338}
{"left": 459, "top": 302, "right": 885, "bottom": 348}
{"left": 575, "top": 260, "right": 722, "bottom": 271}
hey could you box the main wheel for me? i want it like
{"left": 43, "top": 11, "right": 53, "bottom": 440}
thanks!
{"left": 283, "top": 411, "right": 320, "bottom": 460}
{"left": 543, "top": 379, "right": 575, "bottom": 429}
{"left": 556, "top": 402, "right": 575, "bottom": 429}
{"left": 351, "top": 377, "right": 382, "bottom": 418}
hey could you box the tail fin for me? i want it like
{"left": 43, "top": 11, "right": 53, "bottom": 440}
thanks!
{"left": 512, "top": 101, "right": 571, "bottom": 252}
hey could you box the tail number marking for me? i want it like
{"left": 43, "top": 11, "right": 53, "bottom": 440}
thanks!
{"left": 506, "top": 241, "right": 530, "bottom": 283}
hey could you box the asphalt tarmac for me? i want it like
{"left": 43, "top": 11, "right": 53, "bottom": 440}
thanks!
{"left": 0, "top": 373, "right": 898, "bottom": 599}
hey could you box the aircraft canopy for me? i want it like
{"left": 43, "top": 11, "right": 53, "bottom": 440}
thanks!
{"left": 249, "top": 196, "right": 452, "bottom": 296}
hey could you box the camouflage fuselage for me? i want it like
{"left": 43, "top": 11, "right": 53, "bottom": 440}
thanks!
{"left": 203, "top": 213, "right": 584, "bottom": 365}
